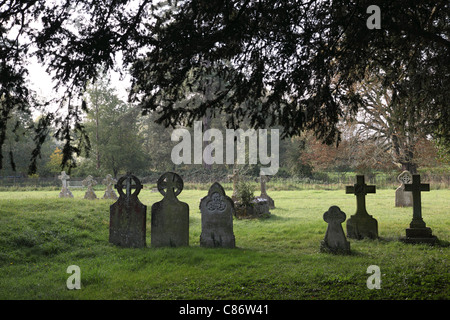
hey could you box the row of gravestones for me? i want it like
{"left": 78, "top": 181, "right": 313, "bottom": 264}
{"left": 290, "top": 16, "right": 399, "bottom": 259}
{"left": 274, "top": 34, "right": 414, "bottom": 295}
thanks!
{"left": 58, "top": 172, "right": 120, "bottom": 200}
{"left": 106, "top": 171, "right": 438, "bottom": 252}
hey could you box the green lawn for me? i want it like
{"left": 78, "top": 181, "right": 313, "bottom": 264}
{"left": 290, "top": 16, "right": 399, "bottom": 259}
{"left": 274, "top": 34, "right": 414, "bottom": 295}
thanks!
{"left": 0, "top": 188, "right": 448, "bottom": 300}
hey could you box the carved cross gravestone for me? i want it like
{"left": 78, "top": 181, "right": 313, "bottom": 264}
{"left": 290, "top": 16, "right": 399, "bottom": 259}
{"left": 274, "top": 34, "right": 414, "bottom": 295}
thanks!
{"left": 102, "top": 174, "right": 118, "bottom": 200}
{"left": 395, "top": 170, "right": 413, "bottom": 207}
{"left": 227, "top": 169, "right": 239, "bottom": 202}
{"left": 109, "top": 173, "right": 147, "bottom": 248}
{"left": 58, "top": 171, "right": 73, "bottom": 198}
{"left": 151, "top": 172, "right": 189, "bottom": 247}
{"left": 401, "top": 174, "right": 438, "bottom": 244}
{"left": 320, "top": 206, "right": 351, "bottom": 254}
{"left": 259, "top": 173, "right": 275, "bottom": 209}
{"left": 200, "top": 182, "right": 235, "bottom": 248}
{"left": 82, "top": 175, "right": 98, "bottom": 200}
{"left": 345, "top": 175, "right": 378, "bottom": 239}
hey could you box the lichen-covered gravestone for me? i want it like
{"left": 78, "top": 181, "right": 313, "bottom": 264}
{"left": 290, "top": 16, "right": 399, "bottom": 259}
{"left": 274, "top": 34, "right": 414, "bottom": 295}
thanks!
{"left": 82, "top": 175, "right": 97, "bottom": 200}
{"left": 58, "top": 171, "right": 73, "bottom": 198}
{"left": 395, "top": 170, "right": 413, "bottom": 207}
{"left": 401, "top": 174, "right": 438, "bottom": 244}
{"left": 151, "top": 172, "right": 189, "bottom": 247}
{"left": 259, "top": 173, "right": 275, "bottom": 209}
{"left": 320, "top": 206, "right": 350, "bottom": 254}
{"left": 345, "top": 175, "right": 378, "bottom": 239}
{"left": 200, "top": 182, "right": 235, "bottom": 248}
{"left": 109, "top": 173, "right": 147, "bottom": 248}
{"left": 102, "top": 174, "right": 118, "bottom": 200}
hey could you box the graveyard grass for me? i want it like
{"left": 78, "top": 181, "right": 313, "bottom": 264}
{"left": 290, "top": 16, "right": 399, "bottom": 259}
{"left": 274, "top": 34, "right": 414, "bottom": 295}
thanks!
{"left": 0, "top": 188, "right": 449, "bottom": 300}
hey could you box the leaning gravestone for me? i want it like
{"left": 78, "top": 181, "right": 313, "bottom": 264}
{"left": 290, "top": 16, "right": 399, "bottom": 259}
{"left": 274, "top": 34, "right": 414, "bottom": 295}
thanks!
{"left": 102, "top": 174, "right": 118, "bottom": 200}
{"left": 345, "top": 175, "right": 378, "bottom": 239}
{"left": 109, "top": 173, "right": 147, "bottom": 248}
{"left": 58, "top": 171, "right": 73, "bottom": 198}
{"left": 320, "top": 206, "right": 351, "bottom": 254}
{"left": 401, "top": 174, "right": 438, "bottom": 244}
{"left": 151, "top": 172, "right": 189, "bottom": 247}
{"left": 259, "top": 173, "right": 275, "bottom": 209}
{"left": 395, "top": 170, "right": 413, "bottom": 207}
{"left": 200, "top": 182, "right": 235, "bottom": 248}
{"left": 82, "top": 175, "right": 98, "bottom": 200}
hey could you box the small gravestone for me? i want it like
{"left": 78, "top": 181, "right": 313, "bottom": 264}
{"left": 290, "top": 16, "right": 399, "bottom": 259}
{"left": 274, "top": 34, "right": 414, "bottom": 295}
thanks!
{"left": 82, "top": 175, "right": 97, "bottom": 200}
{"left": 151, "top": 172, "right": 189, "bottom": 247}
{"left": 227, "top": 169, "right": 239, "bottom": 202}
{"left": 102, "top": 174, "right": 118, "bottom": 200}
{"left": 395, "top": 170, "right": 413, "bottom": 207}
{"left": 259, "top": 173, "right": 275, "bottom": 209}
{"left": 200, "top": 182, "right": 235, "bottom": 248}
{"left": 58, "top": 171, "right": 73, "bottom": 198}
{"left": 401, "top": 174, "right": 438, "bottom": 244}
{"left": 109, "top": 173, "right": 147, "bottom": 248}
{"left": 320, "top": 206, "right": 351, "bottom": 254}
{"left": 345, "top": 175, "right": 378, "bottom": 239}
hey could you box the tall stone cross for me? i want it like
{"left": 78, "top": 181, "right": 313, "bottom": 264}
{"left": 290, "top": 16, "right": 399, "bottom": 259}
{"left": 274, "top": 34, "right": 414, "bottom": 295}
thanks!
{"left": 102, "top": 174, "right": 118, "bottom": 200}
{"left": 259, "top": 173, "right": 275, "bottom": 209}
{"left": 401, "top": 174, "right": 437, "bottom": 244}
{"left": 58, "top": 171, "right": 70, "bottom": 188}
{"left": 82, "top": 175, "right": 97, "bottom": 200}
{"left": 58, "top": 171, "right": 73, "bottom": 198}
{"left": 345, "top": 175, "right": 378, "bottom": 239}
{"left": 227, "top": 169, "right": 239, "bottom": 201}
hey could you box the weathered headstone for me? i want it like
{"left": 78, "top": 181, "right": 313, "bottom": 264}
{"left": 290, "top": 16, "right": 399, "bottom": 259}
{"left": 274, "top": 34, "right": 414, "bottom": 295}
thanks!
{"left": 58, "top": 171, "right": 73, "bottom": 198}
{"left": 320, "top": 206, "right": 351, "bottom": 254}
{"left": 200, "top": 182, "right": 235, "bottom": 248}
{"left": 102, "top": 174, "right": 118, "bottom": 200}
{"left": 395, "top": 170, "right": 413, "bottom": 207}
{"left": 401, "top": 174, "right": 438, "bottom": 244}
{"left": 259, "top": 173, "right": 275, "bottom": 209}
{"left": 227, "top": 169, "right": 239, "bottom": 202}
{"left": 82, "top": 175, "right": 98, "bottom": 200}
{"left": 109, "top": 173, "right": 147, "bottom": 248}
{"left": 151, "top": 172, "right": 189, "bottom": 247}
{"left": 345, "top": 175, "right": 378, "bottom": 239}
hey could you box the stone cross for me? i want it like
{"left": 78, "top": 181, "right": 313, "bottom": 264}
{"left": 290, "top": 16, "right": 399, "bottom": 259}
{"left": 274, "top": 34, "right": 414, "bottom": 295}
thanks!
{"left": 200, "top": 182, "right": 235, "bottom": 248}
{"left": 227, "top": 169, "right": 239, "bottom": 201}
{"left": 401, "top": 174, "right": 437, "bottom": 244}
{"left": 82, "top": 175, "right": 97, "bottom": 200}
{"left": 345, "top": 175, "right": 378, "bottom": 239}
{"left": 58, "top": 171, "right": 73, "bottom": 198}
{"left": 151, "top": 172, "right": 189, "bottom": 247}
{"left": 109, "top": 173, "right": 147, "bottom": 248}
{"left": 395, "top": 170, "right": 413, "bottom": 207}
{"left": 102, "top": 174, "right": 118, "bottom": 200}
{"left": 320, "top": 206, "right": 350, "bottom": 254}
{"left": 259, "top": 173, "right": 275, "bottom": 209}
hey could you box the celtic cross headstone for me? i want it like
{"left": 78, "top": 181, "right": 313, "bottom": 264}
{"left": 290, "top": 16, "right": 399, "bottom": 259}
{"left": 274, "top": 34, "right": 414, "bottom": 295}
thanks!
{"left": 320, "top": 206, "right": 351, "bottom": 254}
{"left": 82, "top": 175, "right": 97, "bottom": 200}
{"left": 58, "top": 171, "right": 73, "bottom": 198}
{"left": 401, "top": 174, "right": 438, "bottom": 244}
{"left": 151, "top": 172, "right": 189, "bottom": 247}
{"left": 395, "top": 170, "right": 413, "bottom": 207}
{"left": 109, "top": 173, "right": 147, "bottom": 248}
{"left": 345, "top": 175, "right": 378, "bottom": 239}
{"left": 200, "top": 182, "right": 235, "bottom": 248}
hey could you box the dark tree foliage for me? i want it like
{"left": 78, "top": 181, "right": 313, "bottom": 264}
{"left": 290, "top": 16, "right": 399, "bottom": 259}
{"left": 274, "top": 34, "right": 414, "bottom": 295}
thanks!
{"left": 0, "top": 0, "right": 449, "bottom": 172}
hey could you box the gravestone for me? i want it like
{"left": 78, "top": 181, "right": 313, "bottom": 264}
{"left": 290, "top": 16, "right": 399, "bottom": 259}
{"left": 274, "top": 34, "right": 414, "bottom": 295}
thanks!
{"left": 345, "top": 175, "right": 378, "bottom": 239}
{"left": 200, "top": 182, "right": 235, "bottom": 248}
{"left": 58, "top": 171, "right": 73, "bottom": 198}
{"left": 109, "top": 173, "right": 147, "bottom": 248}
{"left": 227, "top": 169, "right": 239, "bottom": 202}
{"left": 395, "top": 170, "right": 413, "bottom": 207}
{"left": 259, "top": 173, "right": 275, "bottom": 209}
{"left": 82, "top": 175, "right": 97, "bottom": 200}
{"left": 102, "top": 174, "right": 118, "bottom": 200}
{"left": 320, "top": 206, "right": 351, "bottom": 254}
{"left": 151, "top": 172, "right": 189, "bottom": 247}
{"left": 401, "top": 174, "right": 438, "bottom": 244}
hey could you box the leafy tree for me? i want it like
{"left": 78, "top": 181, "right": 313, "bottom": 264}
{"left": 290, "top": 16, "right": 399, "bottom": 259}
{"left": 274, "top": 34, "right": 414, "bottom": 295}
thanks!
{"left": 0, "top": 0, "right": 448, "bottom": 172}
